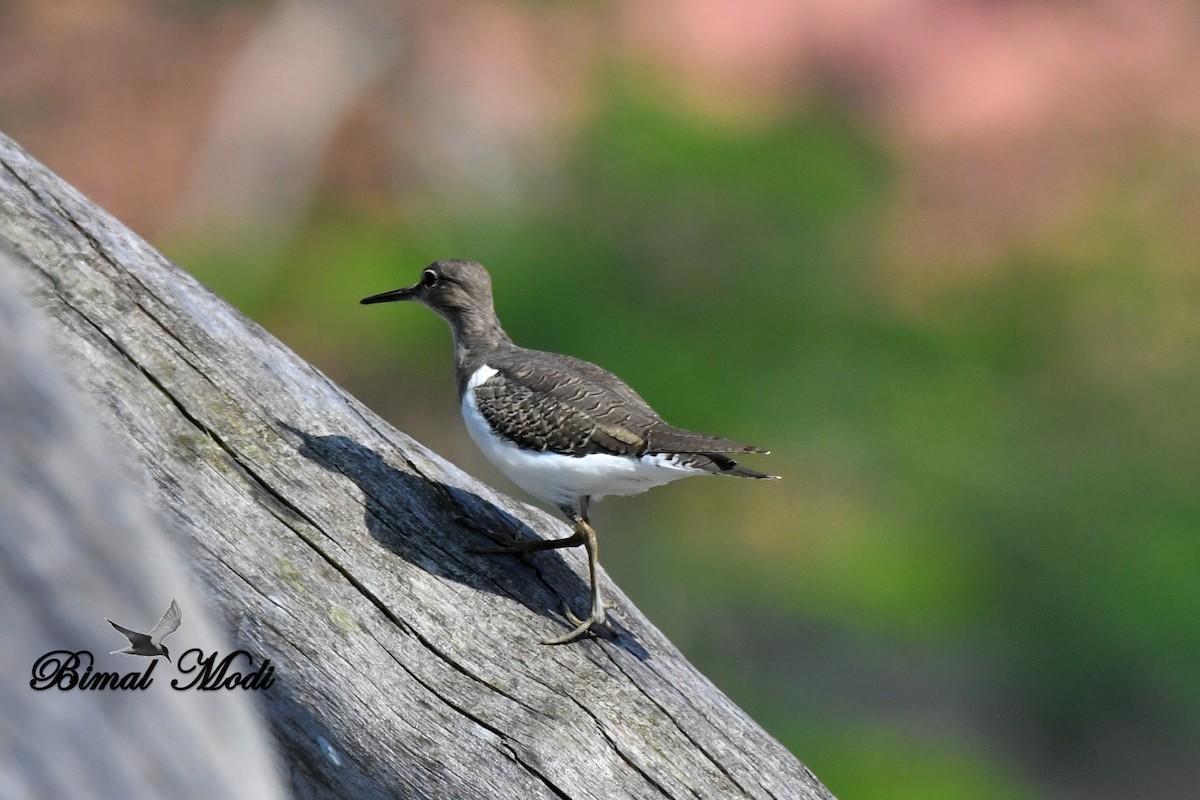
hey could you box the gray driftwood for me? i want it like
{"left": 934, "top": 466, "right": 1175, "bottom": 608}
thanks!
{"left": 0, "top": 131, "right": 834, "bottom": 800}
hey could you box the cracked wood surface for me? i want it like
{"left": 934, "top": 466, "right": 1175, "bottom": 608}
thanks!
{"left": 0, "top": 131, "right": 835, "bottom": 800}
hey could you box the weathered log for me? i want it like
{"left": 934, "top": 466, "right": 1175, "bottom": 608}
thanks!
{"left": 0, "top": 131, "right": 834, "bottom": 799}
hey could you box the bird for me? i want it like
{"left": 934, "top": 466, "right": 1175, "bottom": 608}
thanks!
{"left": 107, "top": 599, "right": 181, "bottom": 660}
{"left": 361, "top": 259, "right": 776, "bottom": 644}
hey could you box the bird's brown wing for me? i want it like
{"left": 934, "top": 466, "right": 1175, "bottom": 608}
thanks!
{"left": 479, "top": 349, "right": 770, "bottom": 462}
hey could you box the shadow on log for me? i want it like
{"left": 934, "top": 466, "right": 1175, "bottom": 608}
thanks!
{"left": 0, "top": 132, "right": 835, "bottom": 800}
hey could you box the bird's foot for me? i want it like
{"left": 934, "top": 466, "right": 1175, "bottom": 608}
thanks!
{"left": 541, "top": 602, "right": 617, "bottom": 645}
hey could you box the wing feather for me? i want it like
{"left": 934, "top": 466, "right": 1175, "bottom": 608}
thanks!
{"left": 477, "top": 349, "right": 770, "bottom": 462}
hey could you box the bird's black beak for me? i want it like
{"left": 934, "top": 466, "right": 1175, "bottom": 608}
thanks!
{"left": 360, "top": 284, "right": 420, "bottom": 305}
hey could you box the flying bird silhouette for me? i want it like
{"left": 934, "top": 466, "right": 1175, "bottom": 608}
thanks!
{"left": 106, "top": 599, "right": 181, "bottom": 661}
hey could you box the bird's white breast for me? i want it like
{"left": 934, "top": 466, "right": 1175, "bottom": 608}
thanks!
{"left": 460, "top": 365, "right": 702, "bottom": 508}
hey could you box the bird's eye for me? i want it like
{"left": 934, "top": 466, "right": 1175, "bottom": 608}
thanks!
{"left": 421, "top": 269, "right": 439, "bottom": 288}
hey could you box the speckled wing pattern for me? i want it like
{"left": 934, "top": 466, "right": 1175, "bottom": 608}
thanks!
{"left": 473, "top": 349, "right": 773, "bottom": 478}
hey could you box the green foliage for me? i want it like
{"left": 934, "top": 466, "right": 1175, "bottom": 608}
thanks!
{"left": 799, "top": 724, "right": 1039, "bottom": 800}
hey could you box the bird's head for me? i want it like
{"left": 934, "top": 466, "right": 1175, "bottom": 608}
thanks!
{"left": 361, "top": 259, "right": 496, "bottom": 320}
{"left": 161, "top": 647, "right": 171, "bottom": 663}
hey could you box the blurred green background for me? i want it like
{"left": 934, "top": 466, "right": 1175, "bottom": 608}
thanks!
{"left": 4, "top": 1, "right": 1200, "bottom": 797}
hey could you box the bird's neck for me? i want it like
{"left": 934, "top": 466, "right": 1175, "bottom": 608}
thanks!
{"left": 449, "top": 307, "right": 512, "bottom": 390}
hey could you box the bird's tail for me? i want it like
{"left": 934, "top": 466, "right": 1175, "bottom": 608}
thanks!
{"left": 646, "top": 426, "right": 770, "bottom": 456}
{"left": 661, "top": 450, "right": 779, "bottom": 480}
{"left": 646, "top": 426, "right": 778, "bottom": 479}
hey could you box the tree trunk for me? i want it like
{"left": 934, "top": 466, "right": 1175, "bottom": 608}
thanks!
{"left": 0, "top": 132, "right": 834, "bottom": 800}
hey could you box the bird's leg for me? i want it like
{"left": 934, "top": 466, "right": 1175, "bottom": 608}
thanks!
{"left": 468, "top": 529, "right": 584, "bottom": 555}
{"left": 459, "top": 498, "right": 586, "bottom": 553}
{"left": 467, "top": 499, "right": 614, "bottom": 644}
{"left": 466, "top": 500, "right": 591, "bottom": 554}
{"left": 575, "top": 497, "right": 614, "bottom": 612}
{"left": 542, "top": 502, "right": 615, "bottom": 645}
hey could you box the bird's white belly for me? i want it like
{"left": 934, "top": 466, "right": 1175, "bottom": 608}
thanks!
{"left": 461, "top": 367, "right": 701, "bottom": 507}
